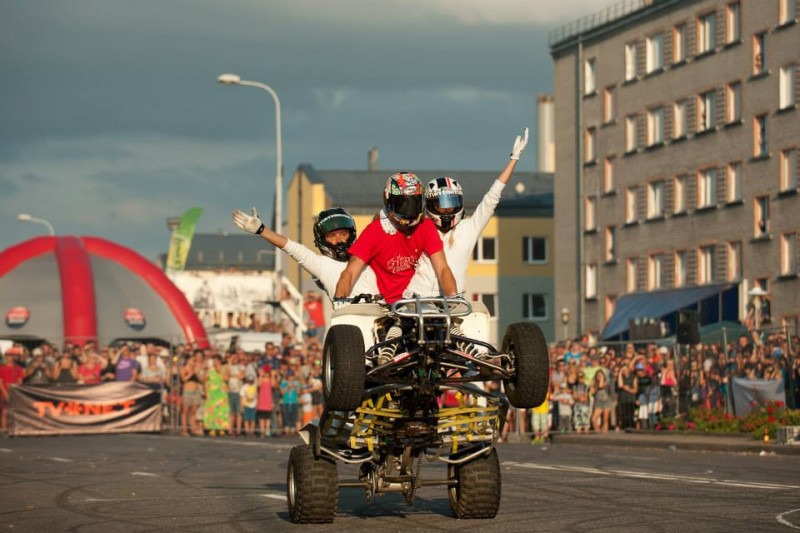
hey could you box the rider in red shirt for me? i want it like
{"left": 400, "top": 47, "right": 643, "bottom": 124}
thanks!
{"left": 334, "top": 172, "right": 457, "bottom": 303}
{"left": 334, "top": 173, "right": 458, "bottom": 365}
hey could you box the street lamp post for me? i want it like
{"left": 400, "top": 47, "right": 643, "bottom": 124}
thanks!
{"left": 561, "top": 307, "right": 571, "bottom": 341}
{"left": 17, "top": 213, "right": 55, "bottom": 236}
{"left": 217, "top": 73, "right": 283, "bottom": 275}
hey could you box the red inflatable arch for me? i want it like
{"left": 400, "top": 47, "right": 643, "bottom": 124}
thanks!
{"left": 0, "top": 236, "right": 208, "bottom": 348}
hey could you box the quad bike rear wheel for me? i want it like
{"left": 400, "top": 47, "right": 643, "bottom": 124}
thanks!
{"left": 287, "top": 445, "right": 338, "bottom": 524}
{"left": 448, "top": 449, "right": 501, "bottom": 519}
{"left": 322, "top": 325, "right": 366, "bottom": 411}
{"left": 502, "top": 322, "right": 549, "bottom": 408}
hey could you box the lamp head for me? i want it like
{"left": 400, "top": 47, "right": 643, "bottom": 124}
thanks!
{"left": 560, "top": 307, "right": 570, "bottom": 325}
{"left": 17, "top": 213, "right": 32, "bottom": 221}
{"left": 217, "top": 73, "right": 242, "bottom": 85}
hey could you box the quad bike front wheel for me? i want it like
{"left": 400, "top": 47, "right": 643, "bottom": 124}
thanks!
{"left": 287, "top": 445, "right": 338, "bottom": 524}
{"left": 322, "top": 325, "right": 366, "bottom": 411}
{"left": 448, "top": 449, "right": 501, "bottom": 519}
{"left": 501, "top": 322, "right": 549, "bottom": 408}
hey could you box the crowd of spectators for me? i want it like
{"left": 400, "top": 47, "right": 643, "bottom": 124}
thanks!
{"left": 518, "top": 330, "right": 799, "bottom": 444}
{"left": 0, "top": 333, "right": 324, "bottom": 438}
{"left": 1, "top": 327, "right": 798, "bottom": 441}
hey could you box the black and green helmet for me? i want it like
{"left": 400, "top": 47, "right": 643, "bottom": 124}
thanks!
{"left": 313, "top": 207, "right": 357, "bottom": 262}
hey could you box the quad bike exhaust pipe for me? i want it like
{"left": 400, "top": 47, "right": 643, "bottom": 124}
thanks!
{"left": 338, "top": 479, "right": 456, "bottom": 489}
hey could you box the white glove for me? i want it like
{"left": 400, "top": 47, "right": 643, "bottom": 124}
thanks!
{"left": 232, "top": 207, "right": 265, "bottom": 235}
{"left": 510, "top": 127, "right": 529, "bottom": 161}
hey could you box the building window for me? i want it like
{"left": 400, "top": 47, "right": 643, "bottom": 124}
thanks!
{"left": 472, "top": 236, "right": 496, "bottom": 263}
{"left": 698, "top": 169, "right": 717, "bottom": 208}
{"left": 586, "top": 264, "right": 597, "bottom": 299}
{"left": 781, "top": 148, "right": 798, "bottom": 191}
{"left": 698, "top": 245, "right": 717, "bottom": 284}
{"left": 673, "top": 175, "right": 687, "bottom": 213}
{"left": 625, "top": 42, "right": 638, "bottom": 81}
{"left": 781, "top": 233, "right": 798, "bottom": 276}
{"left": 646, "top": 107, "right": 664, "bottom": 146}
{"left": 584, "top": 57, "right": 597, "bottom": 95}
{"left": 753, "top": 32, "right": 767, "bottom": 75}
{"left": 625, "top": 115, "right": 638, "bottom": 153}
{"left": 648, "top": 254, "right": 665, "bottom": 290}
{"left": 726, "top": 82, "right": 741, "bottom": 123}
{"left": 584, "top": 127, "right": 596, "bottom": 163}
{"left": 605, "top": 294, "right": 618, "bottom": 322}
{"left": 780, "top": 0, "right": 796, "bottom": 26}
{"left": 675, "top": 250, "right": 688, "bottom": 287}
{"left": 673, "top": 100, "right": 687, "bottom": 138}
{"left": 472, "top": 293, "right": 497, "bottom": 318}
{"left": 697, "top": 90, "right": 717, "bottom": 132}
{"left": 754, "top": 195, "right": 770, "bottom": 237}
{"left": 603, "top": 86, "right": 616, "bottom": 123}
{"left": 754, "top": 114, "right": 768, "bottom": 157}
{"left": 727, "top": 162, "right": 742, "bottom": 202}
{"left": 627, "top": 258, "right": 638, "bottom": 293}
{"left": 604, "top": 156, "right": 616, "bottom": 192}
{"left": 523, "top": 236, "right": 547, "bottom": 264}
{"left": 585, "top": 196, "right": 597, "bottom": 231}
{"left": 726, "top": 2, "right": 741, "bottom": 43}
{"left": 626, "top": 186, "right": 638, "bottom": 223}
{"left": 697, "top": 12, "right": 716, "bottom": 54}
{"left": 728, "top": 241, "right": 743, "bottom": 281}
{"left": 646, "top": 33, "right": 664, "bottom": 73}
{"left": 780, "top": 66, "right": 796, "bottom": 110}
{"left": 522, "top": 293, "right": 547, "bottom": 320}
{"left": 648, "top": 180, "right": 664, "bottom": 218}
{"left": 673, "top": 24, "right": 686, "bottom": 63}
{"left": 605, "top": 226, "right": 617, "bottom": 262}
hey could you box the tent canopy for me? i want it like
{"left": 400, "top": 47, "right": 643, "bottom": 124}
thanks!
{"left": 602, "top": 283, "right": 735, "bottom": 340}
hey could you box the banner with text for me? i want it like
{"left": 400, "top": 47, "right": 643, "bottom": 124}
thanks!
{"left": 9, "top": 382, "right": 162, "bottom": 437}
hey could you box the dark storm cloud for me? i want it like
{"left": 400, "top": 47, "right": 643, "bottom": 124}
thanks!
{"left": 0, "top": 176, "right": 21, "bottom": 196}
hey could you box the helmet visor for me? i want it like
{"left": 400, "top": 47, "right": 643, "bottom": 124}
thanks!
{"left": 387, "top": 194, "right": 423, "bottom": 221}
{"left": 316, "top": 212, "right": 355, "bottom": 235}
{"left": 426, "top": 193, "right": 463, "bottom": 215}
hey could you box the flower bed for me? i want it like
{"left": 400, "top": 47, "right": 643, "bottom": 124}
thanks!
{"left": 656, "top": 401, "right": 800, "bottom": 440}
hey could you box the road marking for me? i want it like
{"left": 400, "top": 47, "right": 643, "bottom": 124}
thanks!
{"left": 131, "top": 472, "right": 160, "bottom": 477}
{"left": 77, "top": 493, "right": 285, "bottom": 504}
{"left": 503, "top": 462, "right": 800, "bottom": 491}
{"left": 128, "top": 434, "right": 295, "bottom": 450}
{"left": 777, "top": 508, "right": 800, "bottom": 530}
{"left": 50, "top": 457, "right": 73, "bottom": 463}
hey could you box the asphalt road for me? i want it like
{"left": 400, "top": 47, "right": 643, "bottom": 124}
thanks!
{"left": 1, "top": 434, "right": 799, "bottom": 532}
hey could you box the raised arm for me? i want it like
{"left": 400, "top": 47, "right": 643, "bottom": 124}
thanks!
{"left": 233, "top": 207, "right": 287, "bottom": 248}
{"left": 334, "top": 256, "right": 366, "bottom": 299}
{"left": 429, "top": 251, "right": 457, "bottom": 297}
{"left": 466, "top": 127, "right": 528, "bottom": 236}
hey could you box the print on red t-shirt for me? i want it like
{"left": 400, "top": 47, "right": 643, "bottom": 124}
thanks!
{"left": 348, "top": 218, "right": 443, "bottom": 303}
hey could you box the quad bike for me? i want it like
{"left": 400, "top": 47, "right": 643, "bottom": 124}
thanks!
{"left": 286, "top": 295, "right": 549, "bottom": 523}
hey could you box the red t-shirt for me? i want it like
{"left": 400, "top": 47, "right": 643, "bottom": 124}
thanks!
{"left": 349, "top": 218, "right": 443, "bottom": 303}
{"left": 0, "top": 364, "right": 24, "bottom": 389}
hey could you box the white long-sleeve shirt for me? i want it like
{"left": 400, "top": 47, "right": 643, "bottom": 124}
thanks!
{"left": 282, "top": 240, "right": 379, "bottom": 301}
{"left": 403, "top": 180, "right": 506, "bottom": 297}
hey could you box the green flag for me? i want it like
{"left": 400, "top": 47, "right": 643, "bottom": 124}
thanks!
{"left": 166, "top": 207, "right": 204, "bottom": 273}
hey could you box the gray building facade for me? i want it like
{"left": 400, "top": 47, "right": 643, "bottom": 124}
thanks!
{"left": 551, "top": 0, "right": 800, "bottom": 339}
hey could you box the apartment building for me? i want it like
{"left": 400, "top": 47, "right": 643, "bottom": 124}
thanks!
{"left": 286, "top": 164, "right": 555, "bottom": 344}
{"left": 551, "top": 0, "right": 800, "bottom": 340}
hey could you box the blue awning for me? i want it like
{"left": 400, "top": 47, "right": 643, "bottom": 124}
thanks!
{"left": 601, "top": 283, "right": 735, "bottom": 340}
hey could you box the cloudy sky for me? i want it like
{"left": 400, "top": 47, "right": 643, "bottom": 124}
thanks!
{"left": 1, "top": 0, "right": 615, "bottom": 260}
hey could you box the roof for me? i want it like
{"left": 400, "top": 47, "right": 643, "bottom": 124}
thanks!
{"left": 298, "top": 164, "right": 554, "bottom": 216}
{"left": 549, "top": 0, "right": 682, "bottom": 53}
{"left": 183, "top": 234, "right": 276, "bottom": 271}
{"left": 602, "top": 283, "right": 735, "bottom": 340}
